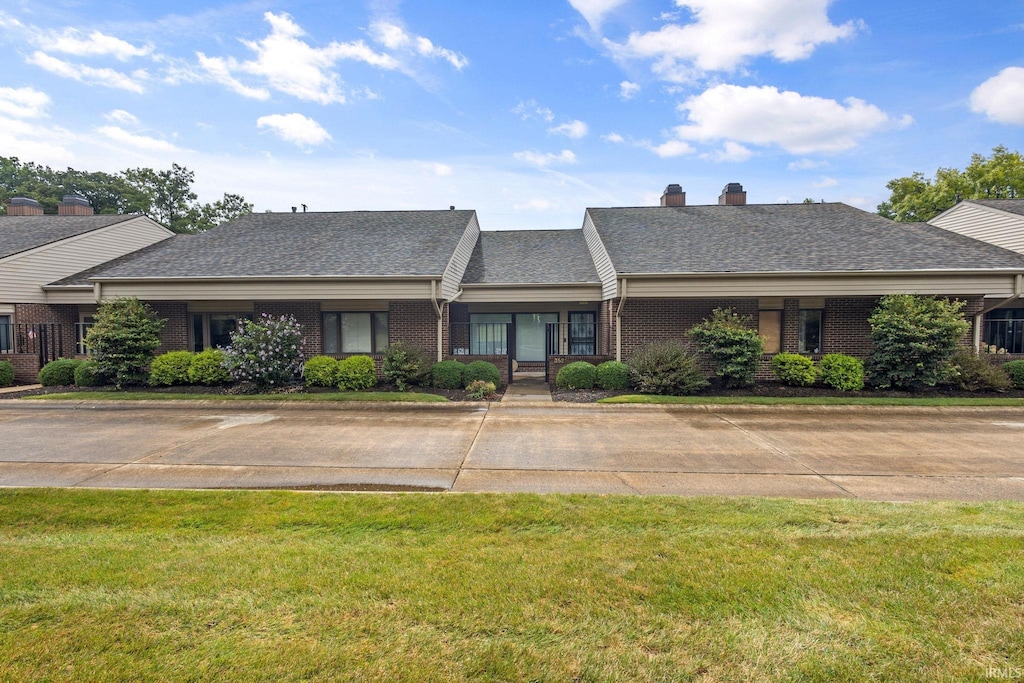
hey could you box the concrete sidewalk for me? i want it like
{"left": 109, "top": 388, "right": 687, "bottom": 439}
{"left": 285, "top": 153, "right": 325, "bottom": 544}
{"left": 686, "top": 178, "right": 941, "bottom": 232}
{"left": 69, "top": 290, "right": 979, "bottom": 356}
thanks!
{"left": 1, "top": 400, "right": 1023, "bottom": 501}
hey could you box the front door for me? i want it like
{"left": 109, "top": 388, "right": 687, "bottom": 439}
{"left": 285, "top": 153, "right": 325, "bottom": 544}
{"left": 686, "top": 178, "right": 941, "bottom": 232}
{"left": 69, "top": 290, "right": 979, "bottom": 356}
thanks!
{"left": 514, "top": 313, "right": 558, "bottom": 362}
{"left": 568, "top": 312, "right": 596, "bottom": 355}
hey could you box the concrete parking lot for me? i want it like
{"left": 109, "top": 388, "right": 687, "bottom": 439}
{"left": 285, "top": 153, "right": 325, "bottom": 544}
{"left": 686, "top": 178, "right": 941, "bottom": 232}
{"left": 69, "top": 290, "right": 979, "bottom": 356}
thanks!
{"left": 1, "top": 400, "right": 1023, "bottom": 500}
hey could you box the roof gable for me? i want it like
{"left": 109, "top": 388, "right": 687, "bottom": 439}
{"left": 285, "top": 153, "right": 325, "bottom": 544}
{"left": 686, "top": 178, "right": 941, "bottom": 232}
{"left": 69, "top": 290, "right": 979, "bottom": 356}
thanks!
{"left": 0, "top": 215, "right": 136, "bottom": 260}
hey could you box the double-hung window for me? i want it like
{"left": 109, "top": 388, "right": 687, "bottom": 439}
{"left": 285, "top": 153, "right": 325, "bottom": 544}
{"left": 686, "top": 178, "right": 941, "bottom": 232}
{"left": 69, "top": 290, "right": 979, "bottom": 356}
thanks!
{"left": 323, "top": 312, "right": 388, "bottom": 354}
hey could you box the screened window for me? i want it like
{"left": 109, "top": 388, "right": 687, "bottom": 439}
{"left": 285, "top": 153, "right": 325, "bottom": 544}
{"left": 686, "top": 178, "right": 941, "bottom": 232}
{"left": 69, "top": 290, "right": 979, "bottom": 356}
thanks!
{"left": 799, "top": 310, "right": 823, "bottom": 354}
{"left": 323, "top": 312, "right": 388, "bottom": 354}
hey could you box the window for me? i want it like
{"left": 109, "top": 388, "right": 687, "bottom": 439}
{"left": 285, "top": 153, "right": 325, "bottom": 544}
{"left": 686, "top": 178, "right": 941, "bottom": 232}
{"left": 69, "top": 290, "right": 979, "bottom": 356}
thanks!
{"left": 323, "top": 312, "right": 388, "bottom": 354}
{"left": 984, "top": 308, "right": 1024, "bottom": 354}
{"left": 76, "top": 314, "right": 95, "bottom": 355}
{"left": 0, "top": 314, "right": 11, "bottom": 353}
{"left": 191, "top": 313, "right": 252, "bottom": 352}
{"left": 759, "top": 310, "right": 782, "bottom": 355}
{"left": 799, "top": 310, "right": 823, "bottom": 354}
{"left": 568, "top": 312, "right": 596, "bottom": 355}
{"left": 469, "top": 313, "right": 510, "bottom": 355}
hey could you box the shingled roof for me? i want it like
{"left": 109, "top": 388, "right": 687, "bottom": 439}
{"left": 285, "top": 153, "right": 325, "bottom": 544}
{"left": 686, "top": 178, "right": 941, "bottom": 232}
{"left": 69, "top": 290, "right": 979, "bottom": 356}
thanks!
{"left": 587, "top": 203, "right": 1024, "bottom": 275}
{"left": 462, "top": 230, "right": 600, "bottom": 284}
{"left": 87, "top": 210, "right": 477, "bottom": 279}
{"left": 964, "top": 199, "right": 1024, "bottom": 217}
{"left": 0, "top": 215, "right": 136, "bottom": 260}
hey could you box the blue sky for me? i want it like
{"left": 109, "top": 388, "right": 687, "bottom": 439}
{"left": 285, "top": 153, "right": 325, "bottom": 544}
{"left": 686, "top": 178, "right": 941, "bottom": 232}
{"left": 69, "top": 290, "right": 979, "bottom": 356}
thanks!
{"left": 1, "top": 0, "right": 1022, "bottom": 229}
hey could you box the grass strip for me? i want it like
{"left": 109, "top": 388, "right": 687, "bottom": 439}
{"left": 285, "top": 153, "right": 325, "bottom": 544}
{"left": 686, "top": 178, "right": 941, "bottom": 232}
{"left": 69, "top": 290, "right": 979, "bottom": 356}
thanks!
{"left": 600, "top": 394, "right": 1024, "bottom": 406}
{"left": 23, "top": 391, "right": 449, "bottom": 403}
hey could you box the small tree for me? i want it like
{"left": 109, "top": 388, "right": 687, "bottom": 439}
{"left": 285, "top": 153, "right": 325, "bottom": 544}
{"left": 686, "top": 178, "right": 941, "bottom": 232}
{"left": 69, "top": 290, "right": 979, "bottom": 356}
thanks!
{"left": 866, "top": 295, "right": 969, "bottom": 389}
{"left": 689, "top": 308, "right": 764, "bottom": 387}
{"left": 84, "top": 298, "right": 164, "bottom": 389}
{"left": 222, "top": 314, "right": 304, "bottom": 390}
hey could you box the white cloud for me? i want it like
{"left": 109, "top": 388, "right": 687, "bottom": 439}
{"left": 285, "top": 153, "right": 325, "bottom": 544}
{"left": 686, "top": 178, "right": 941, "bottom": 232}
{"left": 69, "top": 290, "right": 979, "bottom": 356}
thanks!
{"left": 0, "top": 115, "right": 76, "bottom": 165}
{"left": 104, "top": 109, "right": 140, "bottom": 126}
{"left": 514, "top": 199, "right": 554, "bottom": 211}
{"left": 257, "top": 113, "right": 332, "bottom": 146}
{"left": 568, "top": 0, "right": 628, "bottom": 30}
{"left": 27, "top": 51, "right": 148, "bottom": 93}
{"left": 620, "top": 80, "right": 641, "bottom": 99}
{"left": 96, "top": 125, "right": 178, "bottom": 152}
{"left": 369, "top": 22, "right": 468, "bottom": 70}
{"left": 668, "top": 84, "right": 903, "bottom": 155}
{"left": 427, "top": 162, "right": 453, "bottom": 176}
{"left": 513, "top": 100, "right": 555, "bottom": 122}
{"left": 0, "top": 86, "right": 51, "bottom": 119}
{"left": 707, "top": 141, "right": 753, "bottom": 162}
{"left": 970, "top": 66, "right": 1024, "bottom": 125}
{"left": 513, "top": 149, "right": 578, "bottom": 167}
{"left": 548, "top": 119, "right": 589, "bottom": 139}
{"left": 43, "top": 29, "right": 152, "bottom": 61}
{"left": 605, "top": 0, "right": 859, "bottom": 80}
{"left": 812, "top": 176, "right": 839, "bottom": 188}
{"left": 197, "top": 12, "right": 400, "bottom": 106}
{"left": 0, "top": 11, "right": 23, "bottom": 28}
{"left": 603, "top": 132, "right": 625, "bottom": 143}
{"left": 788, "top": 158, "right": 828, "bottom": 171}
{"left": 646, "top": 139, "right": 696, "bottom": 158}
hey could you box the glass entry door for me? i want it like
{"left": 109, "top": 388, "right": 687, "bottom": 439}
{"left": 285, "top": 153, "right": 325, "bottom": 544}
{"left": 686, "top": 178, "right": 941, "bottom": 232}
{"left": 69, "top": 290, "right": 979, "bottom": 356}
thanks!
{"left": 515, "top": 313, "right": 558, "bottom": 362}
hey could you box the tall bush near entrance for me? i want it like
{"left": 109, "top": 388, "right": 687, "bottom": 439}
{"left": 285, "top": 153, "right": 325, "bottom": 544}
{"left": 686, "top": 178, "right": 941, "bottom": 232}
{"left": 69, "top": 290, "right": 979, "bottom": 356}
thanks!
{"left": 222, "top": 313, "right": 304, "bottom": 390}
{"left": 84, "top": 297, "right": 164, "bottom": 389}
{"left": 689, "top": 308, "right": 764, "bottom": 388}
{"left": 866, "top": 295, "right": 969, "bottom": 389}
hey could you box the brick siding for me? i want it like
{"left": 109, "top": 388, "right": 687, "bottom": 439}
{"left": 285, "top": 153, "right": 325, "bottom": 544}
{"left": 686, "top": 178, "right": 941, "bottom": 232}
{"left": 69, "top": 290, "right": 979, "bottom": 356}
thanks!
{"left": 150, "top": 302, "right": 189, "bottom": 354}
{"left": 13, "top": 303, "right": 78, "bottom": 326}
{"left": 389, "top": 300, "right": 439, "bottom": 357}
{"left": 255, "top": 301, "right": 323, "bottom": 358}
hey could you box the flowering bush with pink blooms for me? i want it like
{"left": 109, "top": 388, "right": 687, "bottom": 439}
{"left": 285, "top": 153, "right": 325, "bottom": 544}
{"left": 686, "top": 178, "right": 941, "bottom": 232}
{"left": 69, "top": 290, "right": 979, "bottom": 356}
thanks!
{"left": 222, "top": 314, "right": 305, "bottom": 390}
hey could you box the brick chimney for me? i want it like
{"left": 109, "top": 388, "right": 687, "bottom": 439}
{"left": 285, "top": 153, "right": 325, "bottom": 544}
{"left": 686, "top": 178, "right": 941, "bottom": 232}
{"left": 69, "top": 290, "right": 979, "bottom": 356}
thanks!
{"left": 58, "top": 195, "right": 94, "bottom": 216}
{"left": 718, "top": 182, "right": 747, "bottom": 206}
{"left": 660, "top": 184, "right": 686, "bottom": 207}
{"left": 5, "top": 197, "right": 44, "bottom": 216}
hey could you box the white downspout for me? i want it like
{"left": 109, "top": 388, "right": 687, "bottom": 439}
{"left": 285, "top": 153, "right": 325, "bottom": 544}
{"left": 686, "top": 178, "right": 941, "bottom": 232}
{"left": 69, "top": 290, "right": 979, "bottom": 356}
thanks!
{"left": 615, "top": 278, "right": 628, "bottom": 362}
{"left": 974, "top": 274, "right": 1024, "bottom": 353}
{"left": 431, "top": 281, "right": 443, "bottom": 363}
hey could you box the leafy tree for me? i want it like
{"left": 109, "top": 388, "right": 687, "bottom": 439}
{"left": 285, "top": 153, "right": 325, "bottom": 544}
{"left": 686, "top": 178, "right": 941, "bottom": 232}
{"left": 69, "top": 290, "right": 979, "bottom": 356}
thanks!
{"left": 689, "top": 308, "right": 764, "bottom": 387}
{"left": 84, "top": 298, "right": 165, "bottom": 389}
{"left": 878, "top": 146, "right": 1024, "bottom": 222}
{"left": 865, "top": 295, "right": 969, "bottom": 389}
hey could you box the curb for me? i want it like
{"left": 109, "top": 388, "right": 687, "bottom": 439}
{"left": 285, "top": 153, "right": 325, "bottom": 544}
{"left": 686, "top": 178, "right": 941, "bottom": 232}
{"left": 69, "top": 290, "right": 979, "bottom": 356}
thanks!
{"left": 0, "top": 399, "right": 488, "bottom": 413}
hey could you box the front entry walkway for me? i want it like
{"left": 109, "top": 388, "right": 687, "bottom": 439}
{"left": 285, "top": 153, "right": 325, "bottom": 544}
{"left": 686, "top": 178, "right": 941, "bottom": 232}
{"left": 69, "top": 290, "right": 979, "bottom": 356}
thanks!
{"left": 502, "top": 375, "right": 552, "bottom": 402}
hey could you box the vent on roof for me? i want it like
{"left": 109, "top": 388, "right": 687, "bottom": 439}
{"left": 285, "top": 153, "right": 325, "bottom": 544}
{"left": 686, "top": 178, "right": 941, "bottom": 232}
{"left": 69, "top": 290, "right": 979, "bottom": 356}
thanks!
{"left": 5, "top": 197, "right": 44, "bottom": 216}
{"left": 718, "top": 183, "right": 746, "bottom": 206}
{"left": 58, "top": 194, "right": 94, "bottom": 216}
{"left": 660, "top": 184, "right": 686, "bottom": 207}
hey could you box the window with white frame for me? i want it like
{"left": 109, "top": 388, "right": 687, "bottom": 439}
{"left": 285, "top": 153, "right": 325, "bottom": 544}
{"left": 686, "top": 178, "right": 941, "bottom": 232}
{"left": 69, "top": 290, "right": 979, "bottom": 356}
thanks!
{"left": 322, "top": 312, "right": 388, "bottom": 354}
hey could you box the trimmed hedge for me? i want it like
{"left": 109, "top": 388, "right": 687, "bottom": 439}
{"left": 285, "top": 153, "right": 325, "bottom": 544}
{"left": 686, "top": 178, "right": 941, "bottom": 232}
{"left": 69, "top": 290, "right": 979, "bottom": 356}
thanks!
{"left": 0, "top": 360, "right": 13, "bottom": 387}
{"left": 338, "top": 355, "right": 377, "bottom": 391}
{"left": 382, "top": 342, "right": 430, "bottom": 391}
{"left": 596, "top": 361, "right": 630, "bottom": 390}
{"left": 149, "top": 351, "right": 194, "bottom": 386}
{"left": 770, "top": 353, "right": 816, "bottom": 387}
{"left": 73, "top": 360, "right": 104, "bottom": 387}
{"left": 432, "top": 360, "right": 466, "bottom": 390}
{"left": 39, "top": 358, "right": 82, "bottom": 386}
{"left": 188, "top": 349, "right": 231, "bottom": 385}
{"left": 303, "top": 356, "right": 340, "bottom": 387}
{"left": 556, "top": 361, "right": 597, "bottom": 390}
{"left": 1004, "top": 360, "right": 1024, "bottom": 390}
{"left": 463, "top": 360, "right": 501, "bottom": 387}
{"left": 819, "top": 354, "right": 864, "bottom": 392}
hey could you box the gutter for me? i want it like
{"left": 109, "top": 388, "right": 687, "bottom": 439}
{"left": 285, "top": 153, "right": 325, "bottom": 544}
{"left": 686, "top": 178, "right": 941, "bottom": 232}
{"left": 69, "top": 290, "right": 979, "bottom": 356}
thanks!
{"left": 974, "top": 273, "right": 1024, "bottom": 352}
{"left": 616, "top": 278, "right": 628, "bottom": 362}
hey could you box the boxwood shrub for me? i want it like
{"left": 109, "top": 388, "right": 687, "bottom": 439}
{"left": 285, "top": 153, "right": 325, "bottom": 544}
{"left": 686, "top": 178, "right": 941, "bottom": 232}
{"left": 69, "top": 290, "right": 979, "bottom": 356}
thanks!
{"left": 338, "top": 355, "right": 377, "bottom": 391}
{"left": 818, "top": 353, "right": 864, "bottom": 391}
{"left": 770, "top": 353, "right": 816, "bottom": 387}
{"left": 464, "top": 360, "right": 501, "bottom": 387}
{"left": 188, "top": 349, "right": 231, "bottom": 385}
{"left": 303, "top": 355, "right": 340, "bottom": 387}
{"left": 596, "top": 360, "right": 631, "bottom": 390}
{"left": 432, "top": 360, "right": 466, "bottom": 389}
{"left": 626, "top": 341, "right": 708, "bottom": 396}
{"left": 73, "top": 360, "right": 104, "bottom": 387}
{"left": 382, "top": 342, "right": 430, "bottom": 391}
{"left": 38, "top": 358, "right": 82, "bottom": 386}
{"left": 0, "top": 360, "right": 14, "bottom": 387}
{"left": 556, "top": 361, "right": 597, "bottom": 390}
{"left": 149, "top": 351, "right": 194, "bottom": 386}
{"left": 1004, "top": 359, "right": 1024, "bottom": 390}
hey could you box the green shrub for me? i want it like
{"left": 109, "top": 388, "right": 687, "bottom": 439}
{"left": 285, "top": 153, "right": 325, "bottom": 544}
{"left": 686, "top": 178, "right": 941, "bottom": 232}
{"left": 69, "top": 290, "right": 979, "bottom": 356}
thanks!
{"left": 689, "top": 308, "right": 764, "bottom": 387}
{"left": 188, "top": 349, "right": 231, "bottom": 385}
{"left": 38, "top": 358, "right": 82, "bottom": 386}
{"left": 381, "top": 342, "right": 430, "bottom": 391}
{"left": 465, "top": 379, "right": 496, "bottom": 400}
{"left": 337, "top": 355, "right": 377, "bottom": 391}
{"left": 73, "top": 360, "right": 104, "bottom": 387}
{"left": 818, "top": 354, "right": 865, "bottom": 391}
{"left": 432, "top": 360, "right": 466, "bottom": 389}
{"left": 1004, "top": 360, "right": 1024, "bottom": 389}
{"left": 303, "top": 356, "right": 340, "bottom": 387}
{"left": 84, "top": 297, "right": 164, "bottom": 389}
{"left": 626, "top": 341, "right": 708, "bottom": 396}
{"left": 149, "top": 351, "right": 194, "bottom": 386}
{"left": 464, "top": 360, "right": 501, "bottom": 387}
{"left": 556, "top": 361, "right": 597, "bottom": 390}
{"left": 770, "top": 353, "right": 816, "bottom": 387}
{"left": 0, "top": 360, "right": 13, "bottom": 387}
{"left": 866, "top": 295, "right": 969, "bottom": 389}
{"left": 948, "top": 349, "right": 1011, "bottom": 392}
{"left": 222, "top": 314, "right": 305, "bottom": 389}
{"left": 596, "top": 360, "right": 631, "bottom": 390}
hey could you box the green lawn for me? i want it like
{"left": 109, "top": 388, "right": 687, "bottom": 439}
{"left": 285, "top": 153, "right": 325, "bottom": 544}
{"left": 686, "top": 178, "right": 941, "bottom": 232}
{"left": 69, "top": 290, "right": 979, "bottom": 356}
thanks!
{"left": 600, "top": 394, "right": 1024, "bottom": 407}
{"left": 1, "top": 491, "right": 1021, "bottom": 681}
{"left": 24, "top": 391, "right": 449, "bottom": 403}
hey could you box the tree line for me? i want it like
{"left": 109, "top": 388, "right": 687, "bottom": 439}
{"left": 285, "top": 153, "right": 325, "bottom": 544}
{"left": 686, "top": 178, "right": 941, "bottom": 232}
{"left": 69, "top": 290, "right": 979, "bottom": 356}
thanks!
{"left": 0, "top": 157, "right": 252, "bottom": 234}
